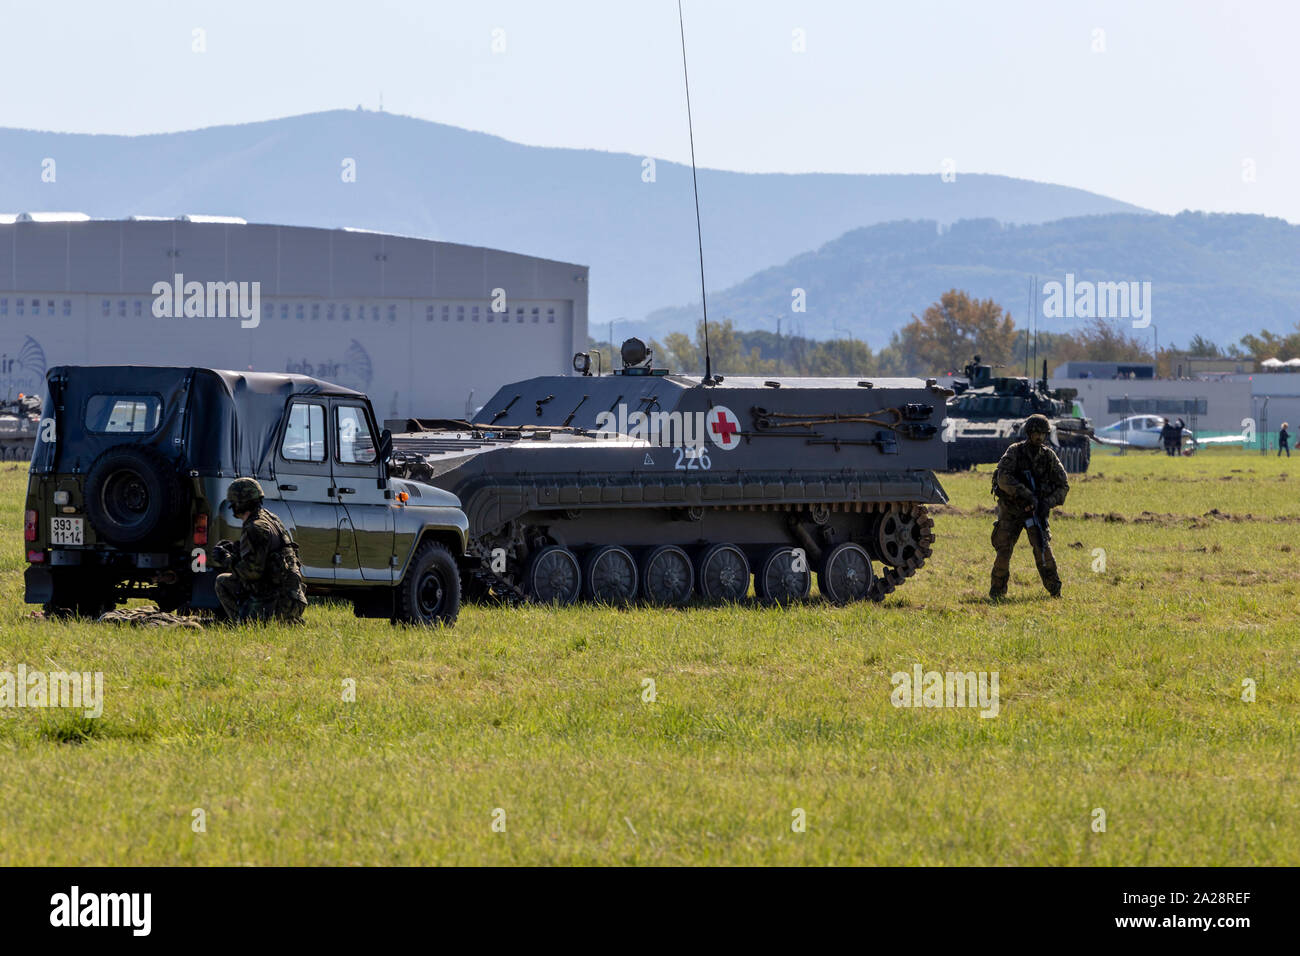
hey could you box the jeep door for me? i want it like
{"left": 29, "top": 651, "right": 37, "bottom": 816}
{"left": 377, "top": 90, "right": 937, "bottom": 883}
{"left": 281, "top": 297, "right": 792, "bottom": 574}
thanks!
{"left": 330, "top": 399, "right": 394, "bottom": 583}
{"left": 274, "top": 399, "right": 340, "bottom": 581}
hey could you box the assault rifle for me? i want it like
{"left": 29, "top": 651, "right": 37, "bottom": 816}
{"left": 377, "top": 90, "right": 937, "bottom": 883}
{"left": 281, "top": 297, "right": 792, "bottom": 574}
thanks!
{"left": 1021, "top": 471, "right": 1051, "bottom": 549}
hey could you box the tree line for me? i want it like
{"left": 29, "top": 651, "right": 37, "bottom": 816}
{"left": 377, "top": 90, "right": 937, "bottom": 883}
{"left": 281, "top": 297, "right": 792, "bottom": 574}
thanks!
{"left": 588, "top": 289, "right": 1296, "bottom": 379}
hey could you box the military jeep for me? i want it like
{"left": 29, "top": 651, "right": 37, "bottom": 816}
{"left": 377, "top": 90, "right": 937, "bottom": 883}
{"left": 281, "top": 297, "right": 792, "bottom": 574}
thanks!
{"left": 23, "top": 366, "right": 468, "bottom": 625}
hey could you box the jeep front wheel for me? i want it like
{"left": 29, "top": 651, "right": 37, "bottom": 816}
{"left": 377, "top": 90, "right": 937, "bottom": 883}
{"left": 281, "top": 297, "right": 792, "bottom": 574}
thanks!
{"left": 393, "top": 541, "right": 461, "bottom": 626}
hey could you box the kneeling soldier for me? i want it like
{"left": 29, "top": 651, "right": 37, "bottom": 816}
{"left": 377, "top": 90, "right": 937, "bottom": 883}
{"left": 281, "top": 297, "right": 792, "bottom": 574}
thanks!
{"left": 990, "top": 414, "right": 1070, "bottom": 599}
{"left": 213, "top": 478, "right": 308, "bottom": 623}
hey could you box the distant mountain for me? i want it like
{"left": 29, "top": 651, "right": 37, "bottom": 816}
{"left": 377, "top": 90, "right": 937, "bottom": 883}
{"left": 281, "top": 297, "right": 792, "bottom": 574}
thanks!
{"left": 0, "top": 109, "right": 1147, "bottom": 326}
{"left": 644, "top": 213, "right": 1300, "bottom": 349}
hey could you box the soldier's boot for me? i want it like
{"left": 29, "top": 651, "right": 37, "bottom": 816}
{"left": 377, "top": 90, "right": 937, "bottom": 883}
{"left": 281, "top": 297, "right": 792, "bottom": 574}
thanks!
{"left": 989, "top": 569, "right": 1009, "bottom": 600}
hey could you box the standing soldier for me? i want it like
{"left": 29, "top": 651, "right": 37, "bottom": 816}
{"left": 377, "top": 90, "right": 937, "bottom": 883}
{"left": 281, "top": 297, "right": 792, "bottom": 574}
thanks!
{"left": 213, "top": 478, "right": 308, "bottom": 623}
{"left": 989, "top": 414, "right": 1070, "bottom": 599}
{"left": 1164, "top": 418, "right": 1185, "bottom": 455}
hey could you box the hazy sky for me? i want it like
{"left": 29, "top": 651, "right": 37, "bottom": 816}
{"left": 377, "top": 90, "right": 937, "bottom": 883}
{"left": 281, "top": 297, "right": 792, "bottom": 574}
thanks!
{"left": 1, "top": 0, "right": 1296, "bottom": 222}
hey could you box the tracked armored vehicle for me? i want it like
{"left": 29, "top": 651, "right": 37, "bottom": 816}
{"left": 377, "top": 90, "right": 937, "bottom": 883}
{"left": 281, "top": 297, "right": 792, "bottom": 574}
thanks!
{"left": 388, "top": 339, "right": 951, "bottom": 606}
{"left": 943, "top": 358, "right": 1093, "bottom": 473}
{"left": 1, "top": 393, "right": 41, "bottom": 462}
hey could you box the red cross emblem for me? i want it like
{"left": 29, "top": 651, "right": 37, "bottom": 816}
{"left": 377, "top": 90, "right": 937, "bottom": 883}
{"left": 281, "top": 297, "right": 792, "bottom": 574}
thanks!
{"left": 707, "top": 405, "right": 740, "bottom": 449}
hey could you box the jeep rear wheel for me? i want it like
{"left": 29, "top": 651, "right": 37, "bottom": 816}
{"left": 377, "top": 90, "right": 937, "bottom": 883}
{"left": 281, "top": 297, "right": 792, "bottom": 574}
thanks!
{"left": 84, "top": 445, "right": 184, "bottom": 547}
{"left": 393, "top": 541, "right": 461, "bottom": 626}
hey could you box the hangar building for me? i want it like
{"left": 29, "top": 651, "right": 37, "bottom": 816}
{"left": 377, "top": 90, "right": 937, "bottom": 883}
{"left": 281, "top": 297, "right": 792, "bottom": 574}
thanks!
{"left": 0, "top": 214, "right": 589, "bottom": 420}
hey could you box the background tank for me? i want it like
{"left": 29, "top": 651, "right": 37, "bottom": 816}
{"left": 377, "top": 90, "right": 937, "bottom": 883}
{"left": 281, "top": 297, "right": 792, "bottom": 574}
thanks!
{"left": 388, "top": 339, "right": 952, "bottom": 606}
{"left": 943, "top": 357, "right": 1093, "bottom": 473}
{"left": 0, "top": 393, "right": 41, "bottom": 462}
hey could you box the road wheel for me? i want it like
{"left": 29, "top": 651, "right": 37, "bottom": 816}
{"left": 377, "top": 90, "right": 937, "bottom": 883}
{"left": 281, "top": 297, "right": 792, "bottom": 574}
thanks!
{"left": 818, "top": 542, "right": 874, "bottom": 604}
{"left": 583, "top": 545, "right": 637, "bottom": 605}
{"left": 393, "top": 541, "right": 461, "bottom": 626}
{"left": 696, "top": 543, "right": 750, "bottom": 603}
{"left": 756, "top": 546, "right": 811, "bottom": 606}
{"left": 525, "top": 545, "right": 581, "bottom": 604}
{"left": 84, "top": 445, "right": 183, "bottom": 547}
{"left": 640, "top": 545, "right": 694, "bottom": 605}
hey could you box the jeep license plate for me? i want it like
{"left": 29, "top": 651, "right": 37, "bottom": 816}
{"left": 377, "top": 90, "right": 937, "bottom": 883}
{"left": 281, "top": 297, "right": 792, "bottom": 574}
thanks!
{"left": 50, "top": 516, "right": 84, "bottom": 545}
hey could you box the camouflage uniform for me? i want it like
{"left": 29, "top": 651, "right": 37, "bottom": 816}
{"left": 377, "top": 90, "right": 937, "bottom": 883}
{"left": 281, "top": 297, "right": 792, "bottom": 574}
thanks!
{"left": 990, "top": 416, "right": 1069, "bottom": 598}
{"left": 214, "top": 478, "right": 308, "bottom": 623}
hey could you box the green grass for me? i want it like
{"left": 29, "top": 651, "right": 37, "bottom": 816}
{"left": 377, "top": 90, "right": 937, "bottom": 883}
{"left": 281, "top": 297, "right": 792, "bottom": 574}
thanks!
{"left": 0, "top": 449, "right": 1297, "bottom": 865}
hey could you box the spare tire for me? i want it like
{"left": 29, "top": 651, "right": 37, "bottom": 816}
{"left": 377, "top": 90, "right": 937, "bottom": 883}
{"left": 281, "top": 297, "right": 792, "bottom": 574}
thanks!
{"left": 84, "top": 445, "right": 185, "bottom": 547}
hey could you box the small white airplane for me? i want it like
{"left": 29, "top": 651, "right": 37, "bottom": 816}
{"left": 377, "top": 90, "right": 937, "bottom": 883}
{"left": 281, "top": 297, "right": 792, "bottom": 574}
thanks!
{"left": 1093, "top": 415, "right": 1250, "bottom": 451}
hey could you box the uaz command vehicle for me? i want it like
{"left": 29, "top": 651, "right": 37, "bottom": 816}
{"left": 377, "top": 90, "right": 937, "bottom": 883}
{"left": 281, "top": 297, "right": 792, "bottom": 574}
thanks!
{"left": 24, "top": 366, "right": 468, "bottom": 625}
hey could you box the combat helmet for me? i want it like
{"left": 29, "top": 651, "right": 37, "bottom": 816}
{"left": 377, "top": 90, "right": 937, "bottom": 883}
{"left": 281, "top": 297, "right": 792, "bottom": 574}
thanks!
{"left": 226, "top": 477, "right": 266, "bottom": 512}
{"left": 1023, "top": 414, "right": 1051, "bottom": 436}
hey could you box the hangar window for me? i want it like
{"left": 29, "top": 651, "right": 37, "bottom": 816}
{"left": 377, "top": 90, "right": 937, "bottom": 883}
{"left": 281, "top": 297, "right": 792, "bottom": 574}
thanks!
{"left": 134, "top": 300, "right": 143, "bottom": 317}
{"left": 387, "top": 304, "right": 396, "bottom": 322}
{"left": 343, "top": 305, "right": 351, "bottom": 321}
{"left": 472, "top": 306, "right": 481, "bottom": 323}
{"left": 457, "top": 305, "right": 465, "bottom": 322}
{"left": 63, "top": 299, "right": 71, "bottom": 317}
{"left": 0, "top": 299, "right": 6, "bottom": 316}
{"left": 532, "top": 307, "right": 540, "bottom": 323}
{"left": 263, "top": 302, "right": 273, "bottom": 321}
{"left": 442, "top": 305, "right": 450, "bottom": 322}
{"left": 47, "top": 299, "right": 55, "bottom": 316}
{"left": 426, "top": 305, "right": 435, "bottom": 322}
{"left": 118, "top": 300, "right": 127, "bottom": 317}
{"left": 295, "top": 304, "right": 304, "bottom": 320}
{"left": 16, "top": 300, "right": 24, "bottom": 317}
{"left": 101, "top": 299, "right": 109, "bottom": 317}
{"left": 311, "top": 303, "right": 321, "bottom": 321}
{"left": 547, "top": 308, "right": 556, "bottom": 323}
{"left": 515, "top": 307, "right": 524, "bottom": 323}
{"left": 327, "top": 303, "right": 336, "bottom": 321}
{"left": 371, "top": 306, "right": 379, "bottom": 322}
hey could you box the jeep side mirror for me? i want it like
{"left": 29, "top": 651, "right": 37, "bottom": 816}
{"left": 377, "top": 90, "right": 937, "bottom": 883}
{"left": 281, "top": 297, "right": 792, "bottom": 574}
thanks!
{"left": 379, "top": 428, "right": 393, "bottom": 462}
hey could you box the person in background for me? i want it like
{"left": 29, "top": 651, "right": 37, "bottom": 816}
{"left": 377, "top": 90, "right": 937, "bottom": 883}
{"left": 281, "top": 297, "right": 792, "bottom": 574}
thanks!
{"left": 1280, "top": 423, "right": 1291, "bottom": 458}
{"left": 1159, "top": 418, "right": 1177, "bottom": 456}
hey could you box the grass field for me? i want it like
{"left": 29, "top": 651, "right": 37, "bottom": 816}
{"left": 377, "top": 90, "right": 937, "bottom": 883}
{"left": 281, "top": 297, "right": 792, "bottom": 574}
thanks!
{"left": 1, "top": 449, "right": 1297, "bottom": 865}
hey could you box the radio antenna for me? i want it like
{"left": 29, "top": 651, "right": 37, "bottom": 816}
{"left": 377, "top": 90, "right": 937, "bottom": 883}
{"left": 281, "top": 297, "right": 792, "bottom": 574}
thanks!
{"left": 1032, "top": 275, "right": 1039, "bottom": 385}
{"left": 1025, "top": 275, "right": 1033, "bottom": 380}
{"left": 678, "top": 0, "right": 714, "bottom": 384}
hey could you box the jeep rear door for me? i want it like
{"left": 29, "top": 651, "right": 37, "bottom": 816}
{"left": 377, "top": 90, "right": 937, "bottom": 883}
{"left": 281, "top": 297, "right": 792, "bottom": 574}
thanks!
{"left": 275, "top": 399, "right": 339, "bottom": 581}
{"left": 330, "top": 399, "right": 394, "bottom": 583}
